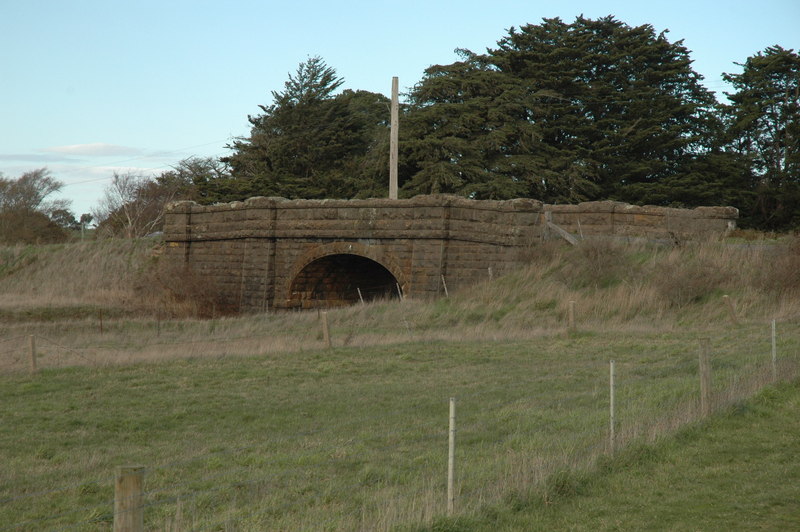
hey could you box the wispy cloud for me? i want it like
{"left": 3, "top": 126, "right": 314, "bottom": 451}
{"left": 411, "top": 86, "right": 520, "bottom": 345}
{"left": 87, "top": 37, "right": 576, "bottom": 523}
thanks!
{"left": 42, "top": 143, "right": 142, "bottom": 157}
{"left": 0, "top": 153, "right": 79, "bottom": 163}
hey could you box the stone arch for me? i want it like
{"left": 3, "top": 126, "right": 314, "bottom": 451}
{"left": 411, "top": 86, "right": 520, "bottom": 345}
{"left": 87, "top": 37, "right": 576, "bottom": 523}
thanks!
{"left": 286, "top": 242, "right": 407, "bottom": 308}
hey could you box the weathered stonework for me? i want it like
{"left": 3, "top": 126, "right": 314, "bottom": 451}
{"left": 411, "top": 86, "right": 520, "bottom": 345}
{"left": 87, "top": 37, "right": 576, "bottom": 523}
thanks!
{"left": 162, "top": 195, "right": 737, "bottom": 312}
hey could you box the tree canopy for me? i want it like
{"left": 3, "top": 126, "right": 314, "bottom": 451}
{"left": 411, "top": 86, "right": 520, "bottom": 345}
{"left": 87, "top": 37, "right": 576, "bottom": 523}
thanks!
{"left": 93, "top": 171, "right": 183, "bottom": 238}
{"left": 402, "top": 16, "right": 720, "bottom": 204}
{"left": 0, "top": 169, "right": 72, "bottom": 244}
{"left": 223, "top": 57, "right": 391, "bottom": 200}
{"left": 723, "top": 45, "right": 800, "bottom": 229}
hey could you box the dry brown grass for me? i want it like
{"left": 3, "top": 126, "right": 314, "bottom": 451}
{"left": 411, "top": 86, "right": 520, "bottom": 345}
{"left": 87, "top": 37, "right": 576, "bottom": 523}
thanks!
{"left": 0, "top": 236, "right": 799, "bottom": 373}
{"left": 0, "top": 238, "right": 156, "bottom": 312}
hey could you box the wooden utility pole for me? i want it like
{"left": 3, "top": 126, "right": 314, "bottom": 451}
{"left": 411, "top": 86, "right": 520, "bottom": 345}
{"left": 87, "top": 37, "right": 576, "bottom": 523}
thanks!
{"left": 389, "top": 76, "right": 399, "bottom": 200}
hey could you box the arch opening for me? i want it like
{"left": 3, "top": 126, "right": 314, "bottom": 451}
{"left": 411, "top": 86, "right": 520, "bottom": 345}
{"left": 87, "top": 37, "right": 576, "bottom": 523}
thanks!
{"left": 289, "top": 254, "right": 401, "bottom": 309}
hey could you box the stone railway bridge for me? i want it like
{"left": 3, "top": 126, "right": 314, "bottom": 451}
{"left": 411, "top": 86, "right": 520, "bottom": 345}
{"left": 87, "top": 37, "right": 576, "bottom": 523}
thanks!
{"left": 163, "top": 195, "right": 737, "bottom": 312}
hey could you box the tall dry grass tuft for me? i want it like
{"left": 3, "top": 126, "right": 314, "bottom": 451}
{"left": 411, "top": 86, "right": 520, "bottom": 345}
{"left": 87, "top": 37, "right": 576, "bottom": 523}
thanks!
{"left": 752, "top": 237, "right": 800, "bottom": 296}
{"left": 650, "top": 245, "right": 734, "bottom": 307}
{"left": 133, "top": 259, "right": 232, "bottom": 318}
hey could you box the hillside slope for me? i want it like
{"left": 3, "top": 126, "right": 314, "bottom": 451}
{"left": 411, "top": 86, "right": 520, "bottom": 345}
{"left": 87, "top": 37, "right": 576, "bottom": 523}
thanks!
{"left": 0, "top": 238, "right": 158, "bottom": 317}
{"left": 0, "top": 235, "right": 798, "bottom": 329}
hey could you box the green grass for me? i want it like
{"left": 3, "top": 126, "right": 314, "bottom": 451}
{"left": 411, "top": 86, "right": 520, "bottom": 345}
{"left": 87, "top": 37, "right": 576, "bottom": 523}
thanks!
{"left": 2, "top": 237, "right": 800, "bottom": 529}
{"left": 1, "top": 324, "right": 796, "bottom": 530}
{"left": 424, "top": 381, "right": 800, "bottom": 531}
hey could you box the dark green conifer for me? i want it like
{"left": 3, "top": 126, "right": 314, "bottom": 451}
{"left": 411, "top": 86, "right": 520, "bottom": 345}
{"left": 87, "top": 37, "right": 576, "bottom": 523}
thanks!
{"left": 223, "top": 57, "right": 390, "bottom": 199}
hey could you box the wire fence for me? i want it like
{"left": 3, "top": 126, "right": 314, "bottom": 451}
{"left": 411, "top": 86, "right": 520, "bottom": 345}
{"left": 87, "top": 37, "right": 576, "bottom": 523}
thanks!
{"left": 0, "top": 316, "right": 798, "bottom": 530}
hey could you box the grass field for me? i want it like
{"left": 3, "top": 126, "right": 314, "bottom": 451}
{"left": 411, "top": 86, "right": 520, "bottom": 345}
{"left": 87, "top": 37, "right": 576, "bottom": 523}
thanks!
{"left": 420, "top": 380, "right": 800, "bottom": 531}
{"left": 1, "top": 236, "right": 799, "bottom": 530}
{"left": 2, "top": 323, "right": 797, "bottom": 530}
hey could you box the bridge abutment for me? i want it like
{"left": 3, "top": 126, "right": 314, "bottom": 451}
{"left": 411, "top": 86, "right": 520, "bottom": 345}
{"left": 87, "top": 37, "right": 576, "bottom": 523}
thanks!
{"left": 163, "top": 195, "right": 737, "bottom": 313}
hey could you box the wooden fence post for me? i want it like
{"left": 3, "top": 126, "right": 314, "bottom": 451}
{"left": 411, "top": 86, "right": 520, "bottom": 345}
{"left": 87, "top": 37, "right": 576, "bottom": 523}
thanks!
{"left": 609, "top": 360, "right": 616, "bottom": 454}
{"left": 699, "top": 339, "right": 712, "bottom": 417}
{"left": 771, "top": 319, "right": 777, "bottom": 382}
{"left": 568, "top": 300, "right": 576, "bottom": 332}
{"left": 28, "top": 335, "right": 37, "bottom": 374}
{"left": 447, "top": 397, "right": 456, "bottom": 516}
{"left": 321, "top": 311, "right": 332, "bottom": 349}
{"left": 543, "top": 210, "right": 553, "bottom": 241}
{"left": 722, "top": 295, "right": 739, "bottom": 325}
{"left": 114, "top": 466, "right": 145, "bottom": 532}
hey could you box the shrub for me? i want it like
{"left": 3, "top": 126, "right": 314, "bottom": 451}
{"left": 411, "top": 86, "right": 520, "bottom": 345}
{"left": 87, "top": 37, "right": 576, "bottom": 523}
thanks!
{"left": 651, "top": 246, "right": 734, "bottom": 307}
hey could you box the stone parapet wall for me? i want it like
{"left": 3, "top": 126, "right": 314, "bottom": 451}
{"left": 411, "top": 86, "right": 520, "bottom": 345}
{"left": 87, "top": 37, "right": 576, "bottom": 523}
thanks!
{"left": 544, "top": 201, "right": 738, "bottom": 241}
{"left": 164, "top": 195, "right": 543, "bottom": 246}
{"left": 163, "top": 195, "right": 737, "bottom": 312}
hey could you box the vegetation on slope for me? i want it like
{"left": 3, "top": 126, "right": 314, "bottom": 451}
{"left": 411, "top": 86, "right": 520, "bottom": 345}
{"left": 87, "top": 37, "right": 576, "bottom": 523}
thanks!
{"left": 0, "top": 238, "right": 157, "bottom": 318}
{"left": 1, "top": 233, "right": 799, "bottom": 330}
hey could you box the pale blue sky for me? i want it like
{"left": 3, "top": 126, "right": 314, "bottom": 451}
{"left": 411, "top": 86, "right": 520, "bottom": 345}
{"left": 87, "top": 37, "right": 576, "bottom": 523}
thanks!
{"left": 1, "top": 0, "right": 798, "bottom": 217}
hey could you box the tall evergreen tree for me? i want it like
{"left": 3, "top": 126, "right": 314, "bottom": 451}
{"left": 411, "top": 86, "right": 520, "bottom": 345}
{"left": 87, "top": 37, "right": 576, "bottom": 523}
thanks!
{"left": 402, "top": 16, "right": 720, "bottom": 204}
{"left": 403, "top": 51, "right": 539, "bottom": 199}
{"left": 723, "top": 46, "right": 800, "bottom": 229}
{"left": 223, "top": 57, "right": 390, "bottom": 200}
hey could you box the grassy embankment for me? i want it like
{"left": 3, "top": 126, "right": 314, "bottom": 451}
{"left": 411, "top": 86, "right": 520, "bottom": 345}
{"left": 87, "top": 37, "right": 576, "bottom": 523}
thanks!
{"left": 0, "top": 235, "right": 798, "bottom": 530}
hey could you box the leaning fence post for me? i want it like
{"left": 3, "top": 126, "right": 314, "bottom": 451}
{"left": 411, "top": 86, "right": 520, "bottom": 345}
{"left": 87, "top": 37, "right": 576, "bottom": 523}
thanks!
{"left": 771, "top": 319, "right": 777, "bottom": 382}
{"left": 609, "top": 360, "right": 616, "bottom": 454}
{"left": 114, "top": 466, "right": 145, "bottom": 532}
{"left": 441, "top": 275, "right": 449, "bottom": 298}
{"left": 699, "top": 339, "right": 712, "bottom": 417}
{"left": 28, "top": 335, "right": 37, "bottom": 374}
{"left": 447, "top": 397, "right": 456, "bottom": 516}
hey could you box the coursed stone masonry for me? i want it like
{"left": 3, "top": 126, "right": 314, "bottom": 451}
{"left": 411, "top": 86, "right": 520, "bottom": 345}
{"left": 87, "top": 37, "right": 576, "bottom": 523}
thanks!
{"left": 162, "top": 195, "right": 737, "bottom": 312}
